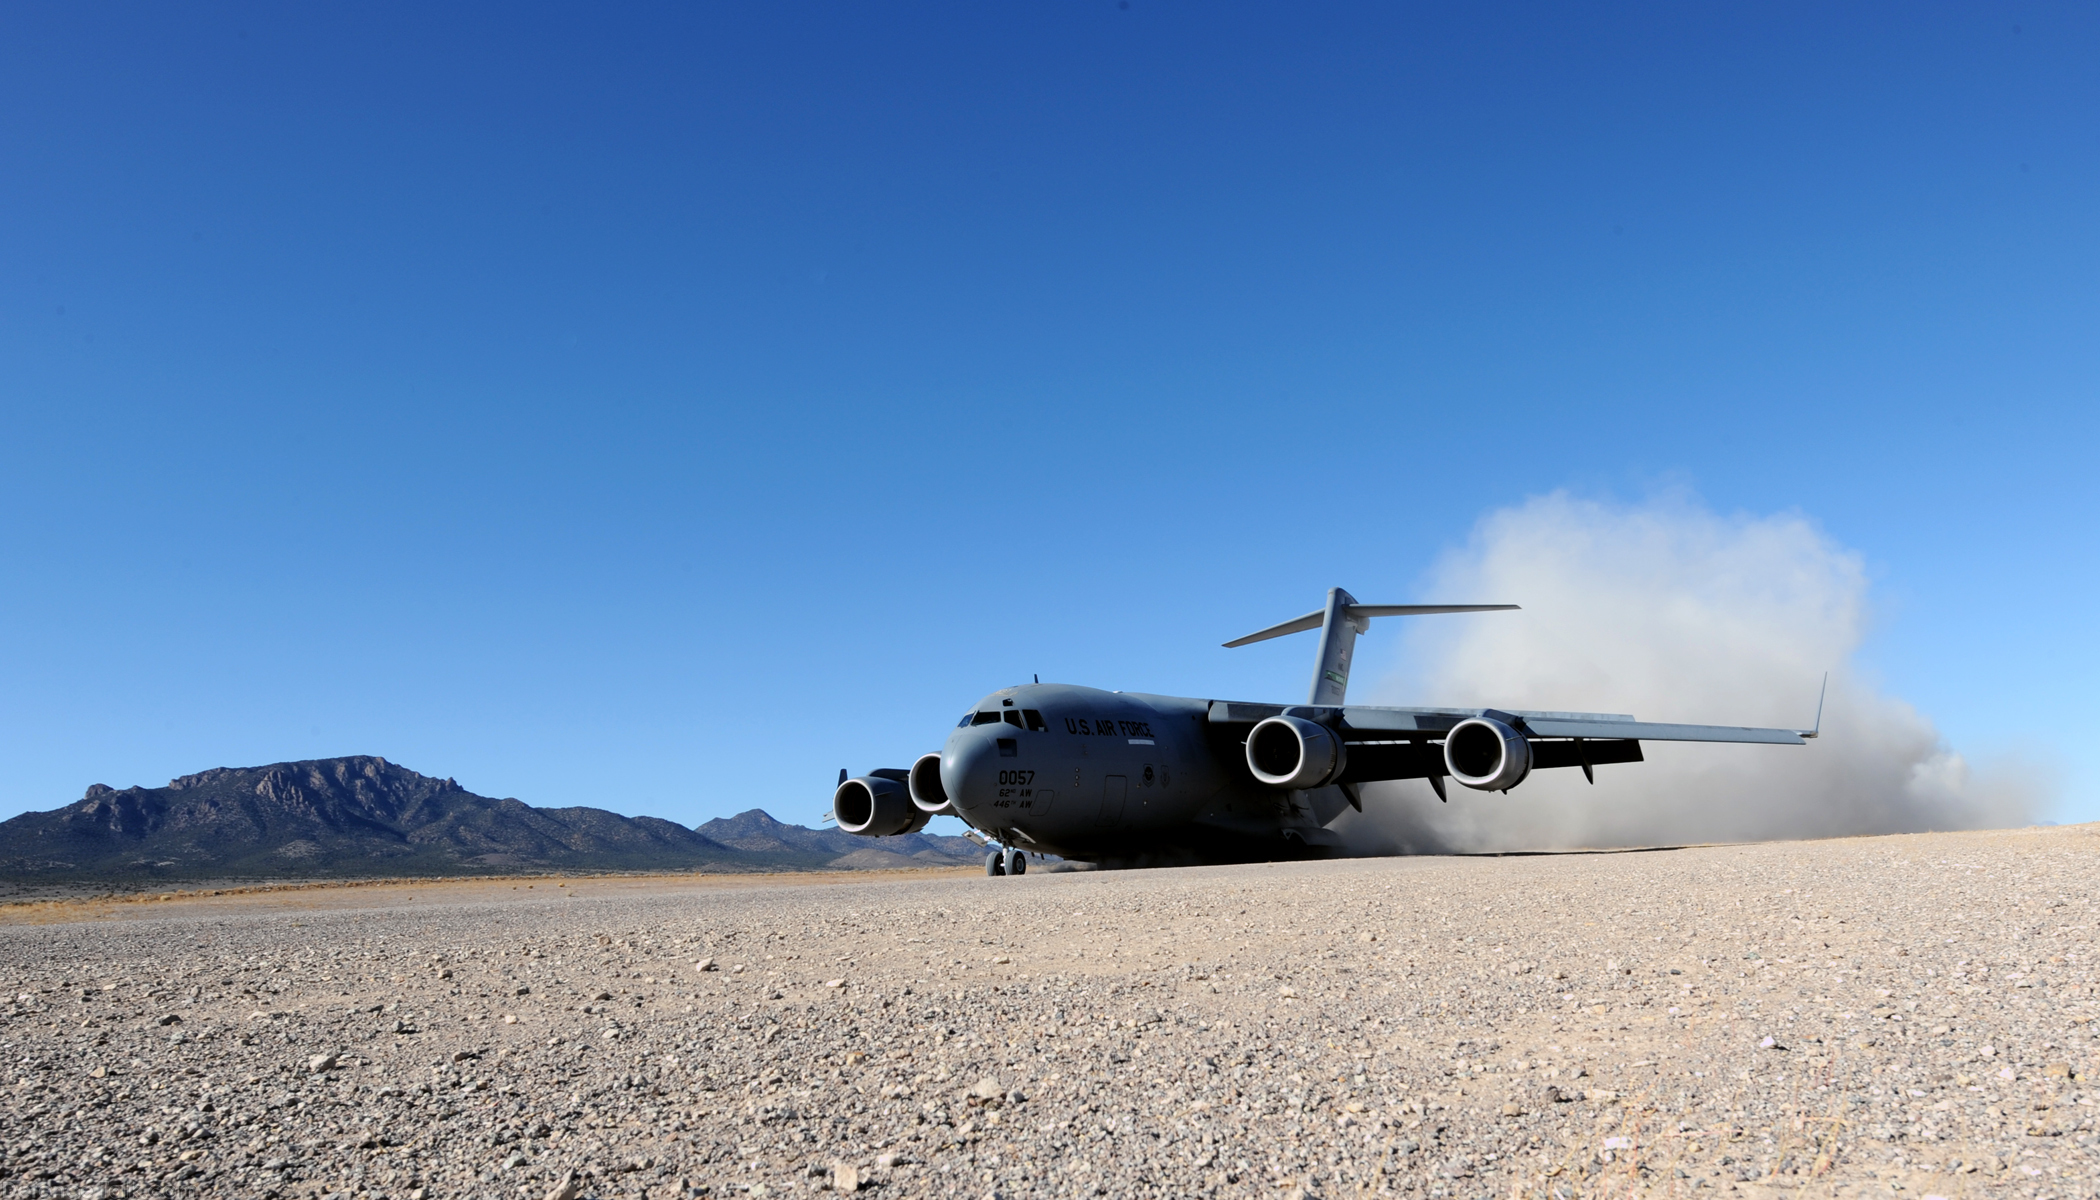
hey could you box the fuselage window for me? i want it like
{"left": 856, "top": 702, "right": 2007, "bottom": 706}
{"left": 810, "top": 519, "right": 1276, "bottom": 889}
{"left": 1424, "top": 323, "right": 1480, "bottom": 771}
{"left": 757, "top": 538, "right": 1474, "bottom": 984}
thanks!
{"left": 971, "top": 711, "right": 1004, "bottom": 726}
{"left": 1003, "top": 710, "right": 1024, "bottom": 728}
{"left": 1022, "top": 709, "right": 1047, "bottom": 732}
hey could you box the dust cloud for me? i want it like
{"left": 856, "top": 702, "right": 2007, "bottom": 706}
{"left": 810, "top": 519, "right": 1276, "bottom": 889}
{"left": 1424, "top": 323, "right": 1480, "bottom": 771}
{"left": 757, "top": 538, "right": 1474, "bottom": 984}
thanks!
{"left": 1333, "top": 493, "right": 2040, "bottom": 854}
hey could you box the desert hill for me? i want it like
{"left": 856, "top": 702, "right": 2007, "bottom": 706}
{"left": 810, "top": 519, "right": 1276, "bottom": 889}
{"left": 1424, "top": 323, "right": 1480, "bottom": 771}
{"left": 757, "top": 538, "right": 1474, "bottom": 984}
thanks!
{"left": 0, "top": 756, "right": 982, "bottom": 882}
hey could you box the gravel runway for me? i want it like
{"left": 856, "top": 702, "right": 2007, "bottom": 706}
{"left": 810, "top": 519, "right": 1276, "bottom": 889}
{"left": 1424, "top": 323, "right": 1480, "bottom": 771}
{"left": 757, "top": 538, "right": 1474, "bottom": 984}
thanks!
{"left": 2, "top": 824, "right": 2097, "bottom": 1199}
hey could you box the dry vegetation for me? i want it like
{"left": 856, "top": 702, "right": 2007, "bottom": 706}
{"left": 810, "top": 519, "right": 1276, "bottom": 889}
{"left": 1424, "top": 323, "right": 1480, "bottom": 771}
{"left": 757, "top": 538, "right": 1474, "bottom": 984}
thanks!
{"left": 0, "top": 825, "right": 2095, "bottom": 1199}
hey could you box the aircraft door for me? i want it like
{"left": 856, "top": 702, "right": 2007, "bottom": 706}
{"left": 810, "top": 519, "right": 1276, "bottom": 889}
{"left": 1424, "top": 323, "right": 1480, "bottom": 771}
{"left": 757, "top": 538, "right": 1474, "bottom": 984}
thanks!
{"left": 1098, "top": 775, "right": 1127, "bottom": 826}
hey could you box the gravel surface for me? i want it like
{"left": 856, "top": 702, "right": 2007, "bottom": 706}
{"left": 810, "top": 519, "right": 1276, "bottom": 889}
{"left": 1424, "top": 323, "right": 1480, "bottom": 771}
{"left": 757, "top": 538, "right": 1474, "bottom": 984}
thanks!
{"left": 2, "top": 824, "right": 2097, "bottom": 1199}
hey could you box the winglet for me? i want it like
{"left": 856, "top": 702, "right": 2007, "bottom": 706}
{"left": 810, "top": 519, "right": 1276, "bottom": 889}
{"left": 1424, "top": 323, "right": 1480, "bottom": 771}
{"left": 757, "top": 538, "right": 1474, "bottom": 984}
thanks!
{"left": 1799, "top": 673, "right": 1827, "bottom": 739}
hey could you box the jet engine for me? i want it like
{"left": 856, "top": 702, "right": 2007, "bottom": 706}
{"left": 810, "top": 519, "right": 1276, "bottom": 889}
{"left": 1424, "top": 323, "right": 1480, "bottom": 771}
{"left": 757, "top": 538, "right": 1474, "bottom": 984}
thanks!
{"left": 908, "top": 752, "right": 952, "bottom": 815}
{"left": 1443, "top": 717, "right": 1532, "bottom": 792}
{"left": 1246, "top": 715, "right": 1348, "bottom": 789}
{"left": 833, "top": 770, "right": 932, "bottom": 836}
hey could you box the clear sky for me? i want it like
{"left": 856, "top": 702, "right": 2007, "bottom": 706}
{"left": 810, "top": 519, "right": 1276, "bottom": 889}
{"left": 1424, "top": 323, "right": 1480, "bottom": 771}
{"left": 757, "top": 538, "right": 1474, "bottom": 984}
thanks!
{"left": 3, "top": 3, "right": 2094, "bottom": 827}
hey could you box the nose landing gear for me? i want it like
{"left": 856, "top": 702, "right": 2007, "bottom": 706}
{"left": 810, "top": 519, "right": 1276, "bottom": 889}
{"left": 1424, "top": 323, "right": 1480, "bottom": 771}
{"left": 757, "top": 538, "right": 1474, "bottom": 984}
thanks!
{"left": 984, "top": 846, "right": 1027, "bottom": 877}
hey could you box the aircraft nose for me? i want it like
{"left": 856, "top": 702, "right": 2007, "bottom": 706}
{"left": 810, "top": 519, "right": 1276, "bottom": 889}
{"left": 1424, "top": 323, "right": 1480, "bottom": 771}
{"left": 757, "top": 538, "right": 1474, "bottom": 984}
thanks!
{"left": 941, "top": 727, "right": 1004, "bottom": 816}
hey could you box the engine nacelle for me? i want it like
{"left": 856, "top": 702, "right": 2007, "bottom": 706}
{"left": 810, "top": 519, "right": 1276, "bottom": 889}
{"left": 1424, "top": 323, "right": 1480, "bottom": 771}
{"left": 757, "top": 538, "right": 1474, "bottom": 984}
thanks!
{"left": 1444, "top": 718, "right": 1532, "bottom": 792}
{"left": 1246, "top": 715, "right": 1348, "bottom": 789}
{"left": 908, "top": 752, "right": 952, "bottom": 815}
{"left": 833, "top": 771, "right": 932, "bottom": 836}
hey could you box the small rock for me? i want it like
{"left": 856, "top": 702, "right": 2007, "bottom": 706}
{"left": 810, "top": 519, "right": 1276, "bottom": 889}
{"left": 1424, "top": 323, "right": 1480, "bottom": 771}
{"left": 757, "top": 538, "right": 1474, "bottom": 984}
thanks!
{"left": 545, "top": 1171, "right": 582, "bottom": 1200}
{"left": 514, "top": 985, "right": 530, "bottom": 996}
{"left": 504, "top": 1013, "right": 519, "bottom": 1024}
{"left": 695, "top": 957, "right": 716, "bottom": 972}
{"left": 594, "top": 991, "right": 614, "bottom": 1001}
{"left": 969, "top": 1076, "right": 1002, "bottom": 1101}
{"left": 451, "top": 1049, "right": 478, "bottom": 1063}
{"left": 824, "top": 978, "right": 846, "bottom": 989}
{"left": 155, "top": 1013, "right": 182, "bottom": 1026}
{"left": 308, "top": 1052, "right": 338, "bottom": 1073}
{"left": 1500, "top": 1103, "right": 1523, "bottom": 1116}
{"left": 1278, "top": 986, "right": 1298, "bottom": 998}
{"left": 831, "top": 1162, "right": 861, "bottom": 1191}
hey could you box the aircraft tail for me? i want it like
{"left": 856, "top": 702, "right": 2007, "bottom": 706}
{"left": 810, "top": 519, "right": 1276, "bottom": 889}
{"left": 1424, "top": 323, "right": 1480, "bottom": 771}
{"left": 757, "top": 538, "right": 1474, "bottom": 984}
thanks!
{"left": 1224, "top": 589, "right": 1519, "bottom": 705}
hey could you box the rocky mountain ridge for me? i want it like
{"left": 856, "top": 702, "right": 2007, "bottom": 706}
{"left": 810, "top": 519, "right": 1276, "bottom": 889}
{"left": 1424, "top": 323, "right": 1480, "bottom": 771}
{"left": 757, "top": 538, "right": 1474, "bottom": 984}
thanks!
{"left": 0, "top": 757, "right": 980, "bottom": 882}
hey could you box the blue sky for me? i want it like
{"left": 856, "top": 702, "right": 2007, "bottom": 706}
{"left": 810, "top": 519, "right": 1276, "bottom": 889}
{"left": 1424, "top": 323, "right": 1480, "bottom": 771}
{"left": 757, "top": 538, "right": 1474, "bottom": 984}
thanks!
{"left": 3, "top": 3, "right": 2094, "bottom": 827}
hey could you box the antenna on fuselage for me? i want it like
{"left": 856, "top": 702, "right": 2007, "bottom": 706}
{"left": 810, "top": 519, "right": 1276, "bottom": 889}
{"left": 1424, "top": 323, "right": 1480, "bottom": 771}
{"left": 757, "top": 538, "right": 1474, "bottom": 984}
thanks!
{"left": 1222, "top": 589, "right": 1520, "bottom": 705}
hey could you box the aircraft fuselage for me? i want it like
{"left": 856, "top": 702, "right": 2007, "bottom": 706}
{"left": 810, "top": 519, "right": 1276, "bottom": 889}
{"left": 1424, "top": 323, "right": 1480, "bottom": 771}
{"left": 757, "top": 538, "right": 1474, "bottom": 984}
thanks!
{"left": 940, "top": 683, "right": 1320, "bottom": 866}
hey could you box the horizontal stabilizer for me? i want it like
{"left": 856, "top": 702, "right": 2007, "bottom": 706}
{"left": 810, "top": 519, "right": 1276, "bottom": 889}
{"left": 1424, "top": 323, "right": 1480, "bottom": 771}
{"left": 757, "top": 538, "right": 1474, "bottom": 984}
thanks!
{"left": 1223, "top": 604, "right": 1519, "bottom": 648}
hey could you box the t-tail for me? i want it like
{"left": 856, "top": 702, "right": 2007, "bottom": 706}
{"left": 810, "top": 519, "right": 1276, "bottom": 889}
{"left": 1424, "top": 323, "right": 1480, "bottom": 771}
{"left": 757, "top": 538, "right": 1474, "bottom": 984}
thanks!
{"left": 1223, "top": 587, "right": 1519, "bottom": 704}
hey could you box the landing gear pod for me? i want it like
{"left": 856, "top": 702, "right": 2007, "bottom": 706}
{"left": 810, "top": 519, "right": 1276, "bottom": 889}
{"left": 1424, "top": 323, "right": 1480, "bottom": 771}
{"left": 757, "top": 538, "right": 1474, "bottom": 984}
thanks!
{"left": 1444, "top": 718, "right": 1532, "bottom": 792}
{"left": 1246, "top": 715, "right": 1348, "bottom": 789}
{"left": 834, "top": 772, "right": 931, "bottom": 836}
{"left": 909, "top": 752, "right": 952, "bottom": 815}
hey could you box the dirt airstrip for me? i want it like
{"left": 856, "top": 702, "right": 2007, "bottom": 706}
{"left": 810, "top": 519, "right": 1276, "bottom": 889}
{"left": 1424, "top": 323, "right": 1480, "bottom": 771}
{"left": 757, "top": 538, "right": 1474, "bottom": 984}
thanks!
{"left": 0, "top": 824, "right": 2094, "bottom": 1199}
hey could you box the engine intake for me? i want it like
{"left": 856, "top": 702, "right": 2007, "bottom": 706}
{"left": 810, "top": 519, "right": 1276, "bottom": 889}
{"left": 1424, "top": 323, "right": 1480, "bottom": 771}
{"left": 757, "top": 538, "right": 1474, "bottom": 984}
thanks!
{"left": 1444, "top": 718, "right": 1532, "bottom": 792}
{"left": 834, "top": 770, "right": 931, "bottom": 836}
{"left": 908, "top": 752, "right": 952, "bottom": 815}
{"left": 1246, "top": 715, "right": 1348, "bottom": 789}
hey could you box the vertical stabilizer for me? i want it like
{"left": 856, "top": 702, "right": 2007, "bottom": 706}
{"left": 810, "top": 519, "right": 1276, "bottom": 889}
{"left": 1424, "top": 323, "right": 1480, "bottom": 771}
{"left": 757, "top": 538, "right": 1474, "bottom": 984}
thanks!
{"left": 1307, "top": 587, "right": 1365, "bottom": 705}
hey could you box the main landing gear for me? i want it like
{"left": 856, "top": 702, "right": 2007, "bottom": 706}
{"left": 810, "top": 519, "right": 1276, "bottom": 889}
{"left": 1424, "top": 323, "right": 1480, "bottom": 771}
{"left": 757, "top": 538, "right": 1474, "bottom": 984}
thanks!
{"left": 984, "top": 847, "right": 1027, "bottom": 877}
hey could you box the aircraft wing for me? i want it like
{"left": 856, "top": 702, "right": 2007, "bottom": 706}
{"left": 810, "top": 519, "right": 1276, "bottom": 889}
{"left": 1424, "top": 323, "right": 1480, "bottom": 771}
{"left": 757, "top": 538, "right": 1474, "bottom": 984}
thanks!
{"left": 1206, "top": 701, "right": 1808, "bottom": 745}
{"left": 1206, "top": 700, "right": 1806, "bottom": 786}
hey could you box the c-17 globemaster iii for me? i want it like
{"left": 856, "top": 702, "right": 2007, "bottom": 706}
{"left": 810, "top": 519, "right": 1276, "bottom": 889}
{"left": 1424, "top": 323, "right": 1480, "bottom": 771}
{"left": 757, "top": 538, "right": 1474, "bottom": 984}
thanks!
{"left": 829, "top": 588, "right": 1819, "bottom": 876}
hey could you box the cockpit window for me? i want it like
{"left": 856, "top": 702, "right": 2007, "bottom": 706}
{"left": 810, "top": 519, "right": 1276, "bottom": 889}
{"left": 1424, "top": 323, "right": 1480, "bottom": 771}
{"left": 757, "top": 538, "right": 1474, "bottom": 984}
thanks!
{"left": 958, "top": 713, "right": 975, "bottom": 728}
{"left": 1022, "top": 709, "right": 1047, "bottom": 732}
{"left": 1003, "top": 710, "right": 1024, "bottom": 728}
{"left": 971, "top": 711, "right": 1004, "bottom": 726}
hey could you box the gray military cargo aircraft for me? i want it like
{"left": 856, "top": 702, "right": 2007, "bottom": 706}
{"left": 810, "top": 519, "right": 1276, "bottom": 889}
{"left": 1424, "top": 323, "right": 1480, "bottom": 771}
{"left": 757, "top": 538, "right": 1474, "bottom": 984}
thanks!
{"left": 829, "top": 587, "right": 1818, "bottom": 875}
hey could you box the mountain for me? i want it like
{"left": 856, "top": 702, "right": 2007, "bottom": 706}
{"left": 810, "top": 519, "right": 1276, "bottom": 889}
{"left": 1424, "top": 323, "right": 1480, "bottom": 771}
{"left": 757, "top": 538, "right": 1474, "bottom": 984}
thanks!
{"left": 694, "top": 808, "right": 981, "bottom": 866}
{"left": 0, "top": 756, "right": 985, "bottom": 883}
